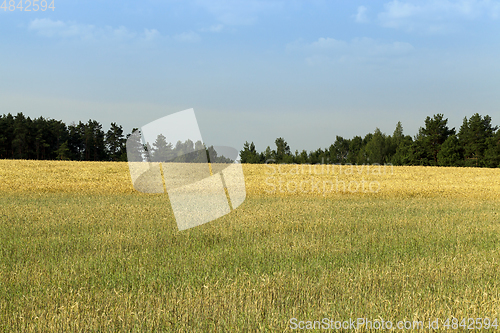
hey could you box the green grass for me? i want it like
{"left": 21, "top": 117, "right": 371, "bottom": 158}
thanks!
{"left": 1, "top": 193, "right": 500, "bottom": 331}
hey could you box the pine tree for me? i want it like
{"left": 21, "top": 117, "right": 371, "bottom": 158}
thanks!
{"left": 55, "top": 141, "right": 71, "bottom": 161}
{"left": 150, "top": 134, "right": 173, "bottom": 162}
{"left": 484, "top": 131, "right": 500, "bottom": 168}
{"left": 458, "top": 113, "right": 497, "bottom": 167}
{"left": 240, "top": 141, "right": 260, "bottom": 163}
{"left": 415, "top": 114, "right": 455, "bottom": 166}
{"left": 125, "top": 129, "right": 145, "bottom": 162}
{"left": 364, "top": 128, "right": 388, "bottom": 164}
{"left": 274, "top": 137, "right": 292, "bottom": 163}
{"left": 437, "top": 134, "right": 462, "bottom": 166}
{"left": 106, "top": 123, "right": 126, "bottom": 161}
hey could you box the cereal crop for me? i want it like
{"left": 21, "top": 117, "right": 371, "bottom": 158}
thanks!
{"left": 1, "top": 160, "right": 499, "bottom": 332}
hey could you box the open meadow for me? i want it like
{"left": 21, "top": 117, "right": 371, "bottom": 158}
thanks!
{"left": 1, "top": 160, "right": 500, "bottom": 331}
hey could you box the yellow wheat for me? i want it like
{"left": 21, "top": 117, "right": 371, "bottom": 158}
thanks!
{"left": 1, "top": 160, "right": 499, "bottom": 200}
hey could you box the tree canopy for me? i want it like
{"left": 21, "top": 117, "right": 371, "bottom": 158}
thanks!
{"left": 2, "top": 112, "right": 500, "bottom": 168}
{"left": 240, "top": 113, "right": 500, "bottom": 168}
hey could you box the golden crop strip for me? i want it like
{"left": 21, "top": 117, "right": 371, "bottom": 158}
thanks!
{"left": 0, "top": 160, "right": 134, "bottom": 194}
{"left": 0, "top": 160, "right": 499, "bottom": 199}
{"left": 245, "top": 163, "right": 500, "bottom": 199}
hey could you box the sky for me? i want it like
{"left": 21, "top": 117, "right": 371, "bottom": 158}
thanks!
{"left": 1, "top": 0, "right": 500, "bottom": 153}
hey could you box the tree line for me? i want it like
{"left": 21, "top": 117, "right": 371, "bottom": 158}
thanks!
{"left": 0, "top": 113, "right": 127, "bottom": 161}
{"left": 0, "top": 113, "right": 233, "bottom": 163}
{"left": 240, "top": 113, "right": 500, "bottom": 167}
{"left": 127, "top": 132, "right": 234, "bottom": 163}
{"left": 2, "top": 112, "right": 500, "bottom": 167}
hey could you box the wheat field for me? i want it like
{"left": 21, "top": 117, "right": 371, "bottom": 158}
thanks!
{"left": 1, "top": 160, "right": 500, "bottom": 331}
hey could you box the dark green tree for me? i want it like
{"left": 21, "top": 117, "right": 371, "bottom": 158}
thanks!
{"left": 263, "top": 146, "right": 275, "bottom": 163}
{"left": 274, "top": 137, "right": 292, "bottom": 163}
{"left": 12, "top": 113, "right": 30, "bottom": 159}
{"left": 392, "top": 121, "right": 404, "bottom": 146}
{"left": 328, "top": 136, "right": 350, "bottom": 164}
{"left": 391, "top": 136, "right": 414, "bottom": 165}
{"left": 364, "top": 128, "right": 388, "bottom": 164}
{"left": 458, "top": 113, "right": 497, "bottom": 167}
{"left": 309, "top": 148, "right": 326, "bottom": 164}
{"left": 355, "top": 133, "right": 374, "bottom": 164}
{"left": 294, "top": 149, "right": 309, "bottom": 164}
{"left": 33, "top": 117, "right": 50, "bottom": 160}
{"left": 0, "top": 134, "right": 6, "bottom": 159}
{"left": 347, "top": 136, "right": 363, "bottom": 164}
{"left": 240, "top": 141, "right": 261, "bottom": 163}
{"left": 437, "top": 134, "right": 463, "bottom": 166}
{"left": 484, "top": 131, "right": 500, "bottom": 168}
{"left": 106, "top": 123, "right": 126, "bottom": 161}
{"left": 67, "top": 122, "right": 86, "bottom": 160}
{"left": 0, "top": 113, "right": 15, "bottom": 158}
{"left": 83, "top": 120, "right": 107, "bottom": 161}
{"left": 55, "top": 141, "right": 71, "bottom": 161}
{"left": 385, "top": 122, "right": 404, "bottom": 162}
{"left": 415, "top": 114, "right": 455, "bottom": 166}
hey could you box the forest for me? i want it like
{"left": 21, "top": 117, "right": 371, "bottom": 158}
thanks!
{"left": 241, "top": 113, "right": 500, "bottom": 167}
{"left": 0, "top": 113, "right": 231, "bottom": 163}
{"left": 1, "top": 112, "right": 500, "bottom": 167}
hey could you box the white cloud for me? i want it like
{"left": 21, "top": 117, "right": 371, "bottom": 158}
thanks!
{"left": 378, "top": 0, "right": 500, "bottom": 32}
{"left": 174, "top": 31, "right": 201, "bottom": 43}
{"left": 309, "top": 37, "right": 347, "bottom": 49}
{"left": 288, "top": 37, "right": 414, "bottom": 65}
{"left": 28, "top": 18, "right": 67, "bottom": 37}
{"left": 199, "top": 24, "right": 224, "bottom": 33}
{"left": 144, "top": 28, "right": 160, "bottom": 41}
{"left": 28, "top": 18, "right": 96, "bottom": 38}
{"left": 355, "top": 5, "right": 369, "bottom": 23}
{"left": 209, "top": 24, "right": 224, "bottom": 32}
{"left": 107, "top": 26, "right": 137, "bottom": 40}
{"left": 28, "top": 18, "right": 159, "bottom": 42}
{"left": 193, "top": 0, "right": 285, "bottom": 25}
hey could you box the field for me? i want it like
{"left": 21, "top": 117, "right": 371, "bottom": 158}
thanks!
{"left": 1, "top": 160, "right": 500, "bottom": 331}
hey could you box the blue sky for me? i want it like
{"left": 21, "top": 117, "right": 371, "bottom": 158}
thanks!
{"left": 1, "top": 0, "right": 500, "bottom": 153}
